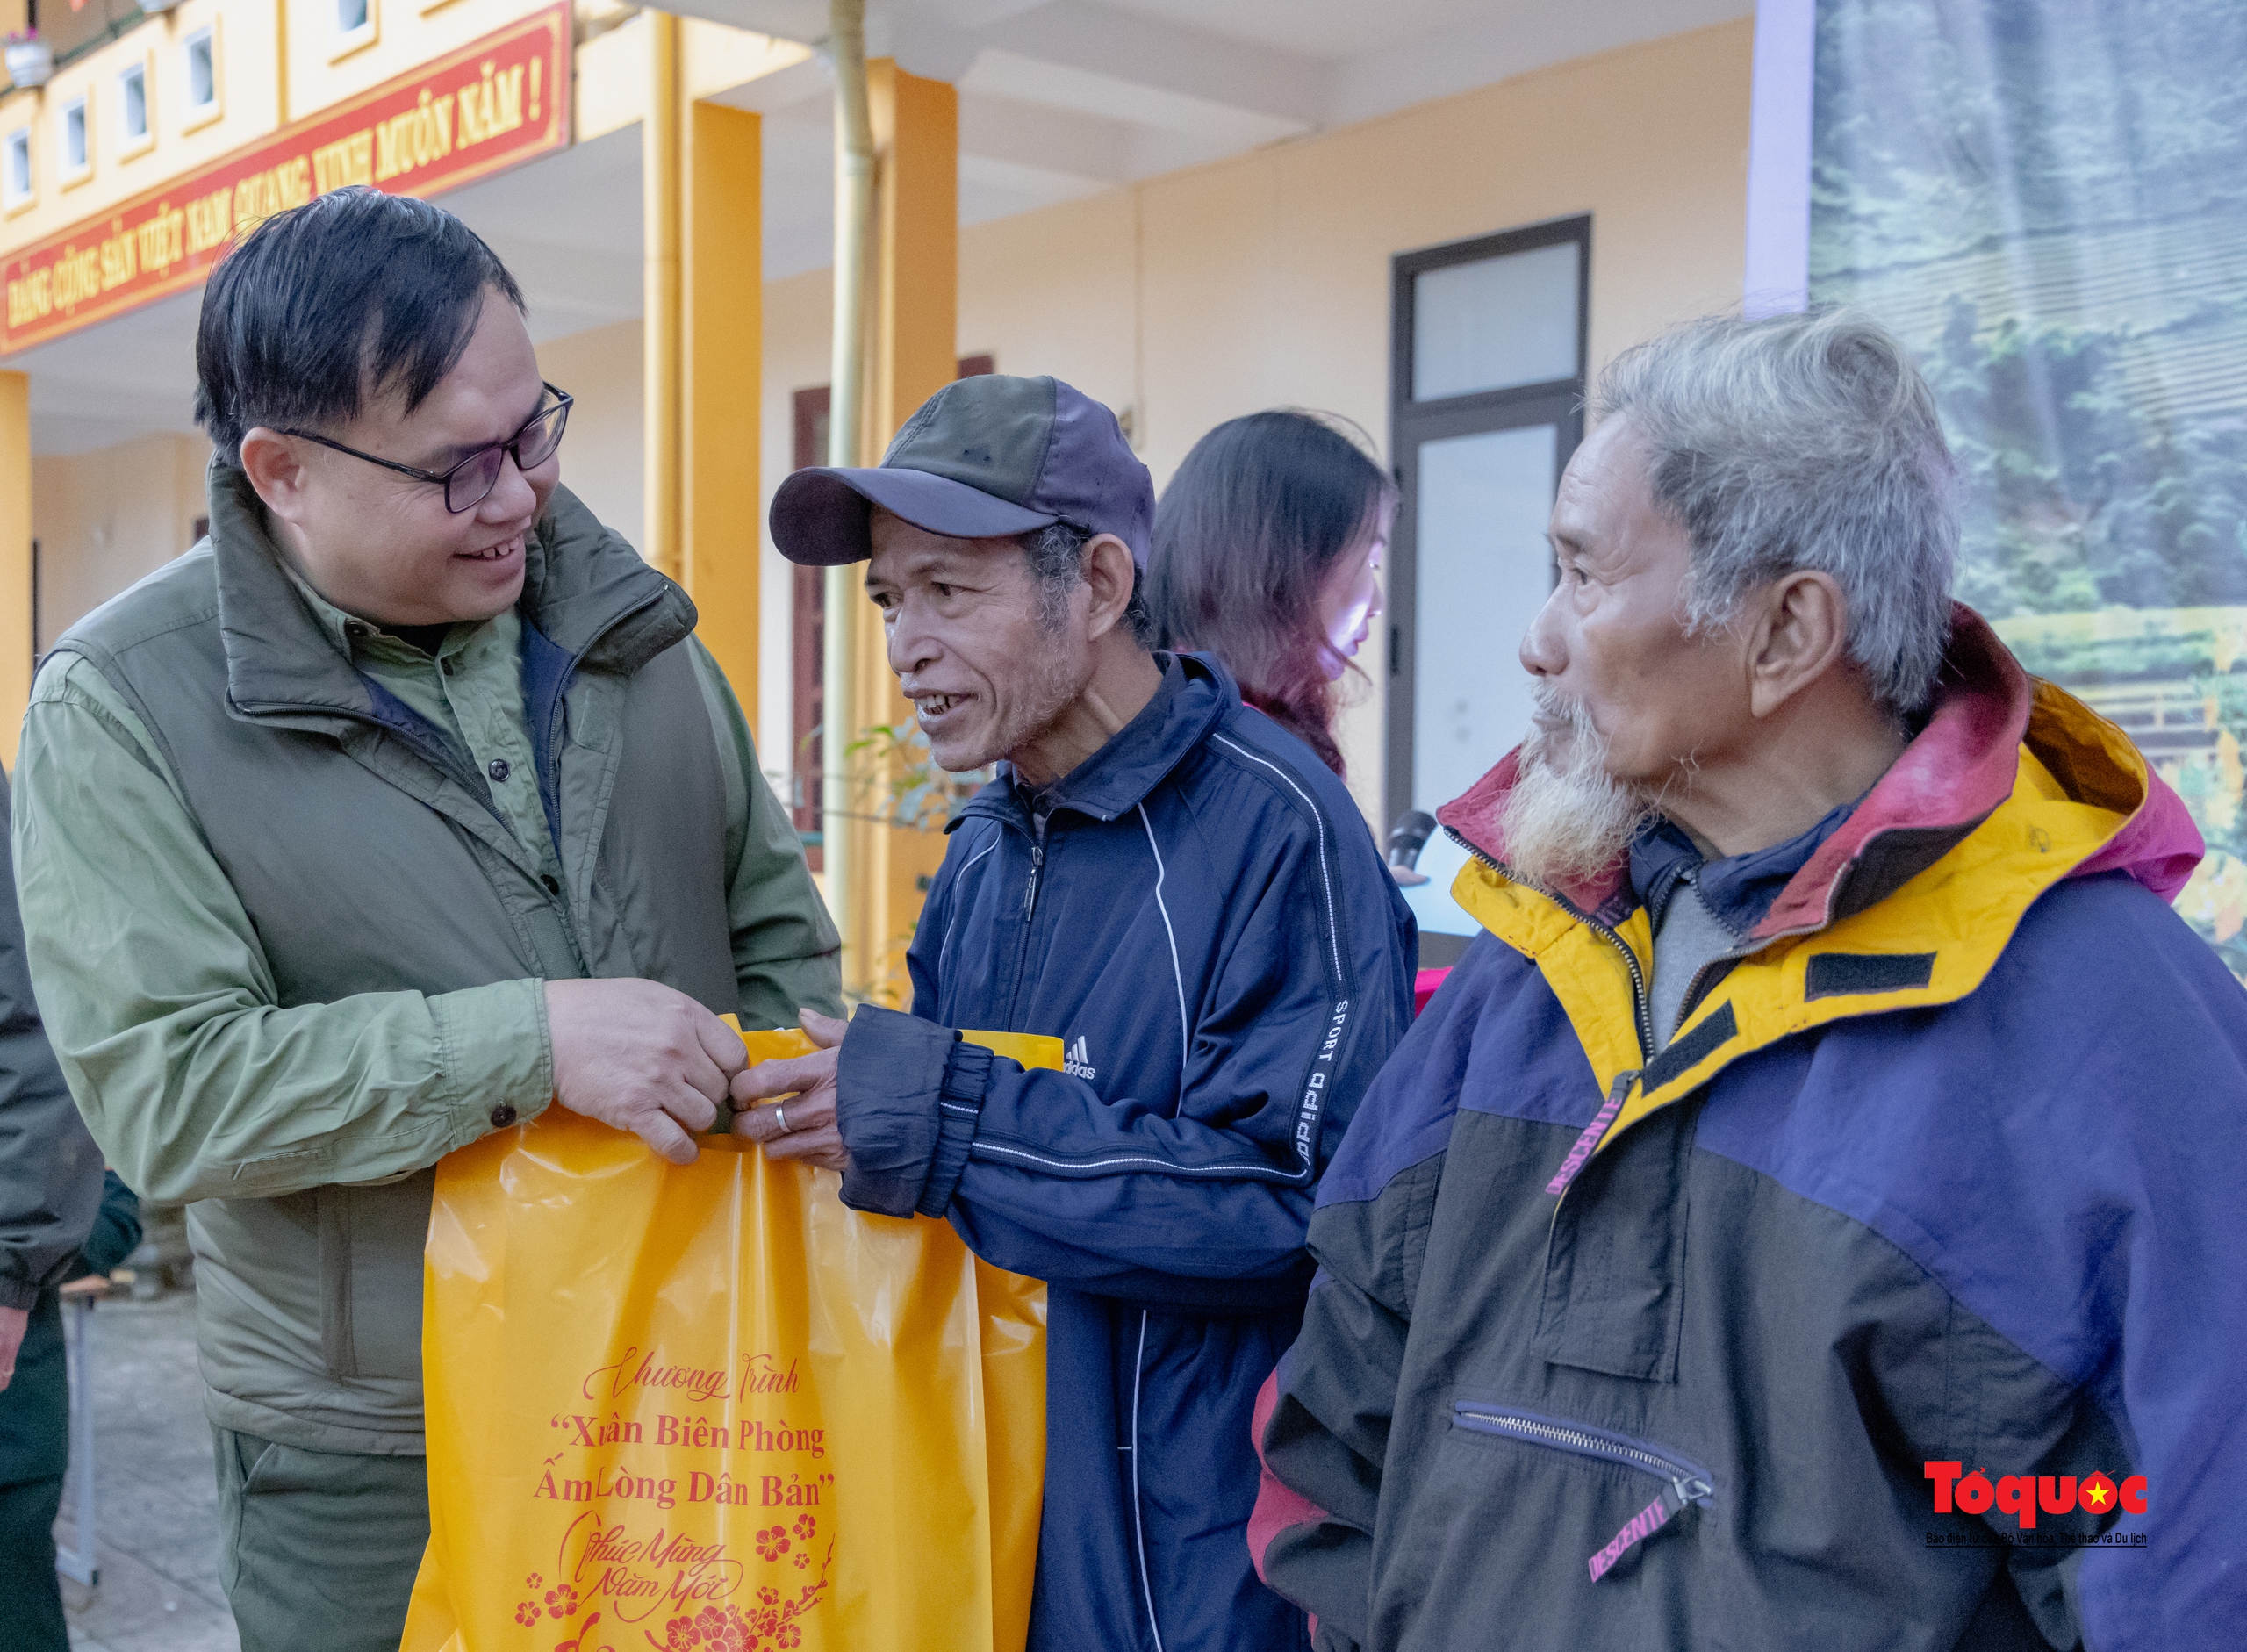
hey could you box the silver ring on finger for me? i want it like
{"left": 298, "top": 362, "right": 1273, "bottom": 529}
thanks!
{"left": 773, "top": 1102, "right": 791, "bottom": 1134}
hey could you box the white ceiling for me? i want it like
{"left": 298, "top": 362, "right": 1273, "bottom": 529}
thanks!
{"left": 7, "top": 0, "right": 1749, "bottom": 452}
{"left": 449, "top": 125, "right": 644, "bottom": 339}
{"left": 7, "top": 287, "right": 208, "bottom": 455}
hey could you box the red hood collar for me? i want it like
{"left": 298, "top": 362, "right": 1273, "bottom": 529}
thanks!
{"left": 1435, "top": 604, "right": 2202, "bottom": 937}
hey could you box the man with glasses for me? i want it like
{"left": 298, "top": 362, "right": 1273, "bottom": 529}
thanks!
{"left": 9, "top": 187, "right": 840, "bottom": 1652}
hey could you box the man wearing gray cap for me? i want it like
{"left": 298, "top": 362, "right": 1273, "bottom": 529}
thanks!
{"left": 736, "top": 374, "right": 1417, "bottom": 1649}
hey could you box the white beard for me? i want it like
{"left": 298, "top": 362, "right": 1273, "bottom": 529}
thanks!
{"left": 1497, "top": 687, "right": 1652, "bottom": 889}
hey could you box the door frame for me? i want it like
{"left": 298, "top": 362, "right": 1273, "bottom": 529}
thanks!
{"left": 1385, "top": 214, "right": 1591, "bottom": 831}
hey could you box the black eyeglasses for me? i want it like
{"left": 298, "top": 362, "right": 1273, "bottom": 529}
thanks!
{"left": 283, "top": 383, "right": 573, "bottom": 513}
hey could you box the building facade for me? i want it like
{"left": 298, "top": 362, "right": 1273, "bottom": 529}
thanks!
{"left": 2, "top": 0, "right": 1758, "bottom": 989}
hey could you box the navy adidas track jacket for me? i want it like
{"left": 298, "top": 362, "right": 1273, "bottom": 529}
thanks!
{"left": 833, "top": 652, "right": 1418, "bottom": 1652}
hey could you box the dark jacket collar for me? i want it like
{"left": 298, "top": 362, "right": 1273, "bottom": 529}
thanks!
{"left": 1630, "top": 802, "right": 1857, "bottom": 940}
{"left": 1439, "top": 605, "right": 2042, "bottom": 937}
{"left": 207, "top": 458, "right": 695, "bottom": 725}
{"left": 957, "top": 651, "right": 1236, "bottom": 830}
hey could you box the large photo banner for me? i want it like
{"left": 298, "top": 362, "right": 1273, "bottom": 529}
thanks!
{"left": 1805, "top": 0, "right": 2247, "bottom": 980}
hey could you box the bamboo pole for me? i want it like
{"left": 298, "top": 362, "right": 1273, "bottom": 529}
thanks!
{"left": 822, "top": 0, "right": 873, "bottom": 984}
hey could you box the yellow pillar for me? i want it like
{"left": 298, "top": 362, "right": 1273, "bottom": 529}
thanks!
{"left": 0, "top": 372, "right": 31, "bottom": 769}
{"left": 867, "top": 61, "right": 959, "bottom": 450}
{"left": 679, "top": 101, "right": 762, "bottom": 725}
{"left": 274, "top": 0, "right": 290, "bottom": 123}
{"left": 838, "top": 61, "right": 957, "bottom": 1003}
{"left": 641, "top": 10, "right": 683, "bottom": 583}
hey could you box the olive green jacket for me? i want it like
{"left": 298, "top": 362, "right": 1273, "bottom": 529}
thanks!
{"left": 13, "top": 463, "right": 840, "bottom": 1454}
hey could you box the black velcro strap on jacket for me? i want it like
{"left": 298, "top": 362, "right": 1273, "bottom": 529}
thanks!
{"left": 1643, "top": 1002, "right": 1738, "bottom": 1093}
{"left": 1804, "top": 952, "right": 1936, "bottom": 1001}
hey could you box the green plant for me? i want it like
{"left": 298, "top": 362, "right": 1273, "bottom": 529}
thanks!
{"left": 842, "top": 722, "right": 988, "bottom": 833}
{"left": 822, "top": 722, "right": 993, "bottom": 1009}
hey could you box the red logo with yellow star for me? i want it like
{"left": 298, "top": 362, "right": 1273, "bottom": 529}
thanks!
{"left": 1925, "top": 1462, "right": 2146, "bottom": 1530}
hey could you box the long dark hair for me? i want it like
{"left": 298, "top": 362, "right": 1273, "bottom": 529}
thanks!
{"left": 1149, "top": 410, "right": 1396, "bottom": 776}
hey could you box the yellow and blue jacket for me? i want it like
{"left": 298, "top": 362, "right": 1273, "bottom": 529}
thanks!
{"left": 1250, "top": 607, "right": 2243, "bottom": 1651}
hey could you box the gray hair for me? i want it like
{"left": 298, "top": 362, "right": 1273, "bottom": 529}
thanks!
{"left": 1593, "top": 309, "right": 1957, "bottom": 715}
{"left": 1023, "top": 521, "right": 1156, "bottom": 646}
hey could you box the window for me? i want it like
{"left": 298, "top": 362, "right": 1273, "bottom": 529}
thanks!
{"left": 1412, "top": 242, "right": 1581, "bottom": 401}
{"left": 334, "top": 0, "right": 377, "bottom": 56}
{"left": 58, "top": 96, "right": 90, "bottom": 183}
{"left": 3, "top": 128, "right": 32, "bottom": 210}
{"left": 183, "top": 27, "right": 219, "bottom": 126}
{"left": 1387, "top": 217, "right": 1590, "bottom": 955}
{"left": 118, "top": 61, "right": 150, "bottom": 154}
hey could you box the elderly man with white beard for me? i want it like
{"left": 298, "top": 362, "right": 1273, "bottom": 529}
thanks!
{"left": 1243, "top": 310, "right": 2247, "bottom": 1651}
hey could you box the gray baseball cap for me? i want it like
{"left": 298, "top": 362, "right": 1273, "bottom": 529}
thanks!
{"left": 769, "top": 374, "right": 1153, "bottom": 569}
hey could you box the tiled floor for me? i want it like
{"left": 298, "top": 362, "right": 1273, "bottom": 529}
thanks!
{"left": 54, "top": 1290, "right": 241, "bottom": 1652}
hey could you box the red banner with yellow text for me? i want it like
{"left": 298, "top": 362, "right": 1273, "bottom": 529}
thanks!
{"left": 2, "top": 4, "right": 568, "bottom": 353}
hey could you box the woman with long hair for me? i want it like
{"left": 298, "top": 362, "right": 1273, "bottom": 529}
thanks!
{"left": 1148, "top": 410, "right": 1397, "bottom": 777}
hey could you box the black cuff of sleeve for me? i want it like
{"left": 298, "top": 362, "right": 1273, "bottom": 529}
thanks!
{"left": 0, "top": 1275, "right": 39, "bottom": 1312}
{"left": 918, "top": 1039, "right": 993, "bottom": 1217}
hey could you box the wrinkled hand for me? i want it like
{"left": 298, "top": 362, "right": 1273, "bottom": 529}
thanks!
{"left": 0, "top": 1304, "right": 25, "bottom": 1393}
{"left": 730, "top": 1009, "right": 850, "bottom": 1173}
{"left": 544, "top": 979, "right": 749, "bottom": 1165}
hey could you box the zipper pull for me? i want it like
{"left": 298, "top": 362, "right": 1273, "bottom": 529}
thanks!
{"left": 1587, "top": 1473, "right": 1712, "bottom": 1582}
{"left": 1546, "top": 1069, "right": 1640, "bottom": 1198}
{"left": 1023, "top": 839, "right": 1045, "bottom": 921}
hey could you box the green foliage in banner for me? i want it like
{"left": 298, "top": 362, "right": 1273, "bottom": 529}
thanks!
{"left": 1811, "top": 0, "right": 2247, "bottom": 976}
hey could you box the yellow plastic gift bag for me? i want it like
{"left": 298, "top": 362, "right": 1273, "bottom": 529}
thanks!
{"left": 400, "top": 1027, "right": 1057, "bottom": 1652}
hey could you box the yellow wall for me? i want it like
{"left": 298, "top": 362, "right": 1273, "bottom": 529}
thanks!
{"left": 0, "top": 0, "right": 567, "bottom": 249}
{"left": 1, "top": 2, "right": 778, "bottom": 765}
{"left": 1, "top": 0, "right": 284, "bottom": 241}
{"left": 284, "top": 0, "right": 565, "bottom": 131}
{"left": 18, "top": 325, "right": 643, "bottom": 679}
{"left": 0, "top": 0, "right": 803, "bottom": 257}
{"left": 22, "top": 322, "right": 707, "bottom": 633}
{"left": 23, "top": 321, "right": 648, "bottom": 645}
{"left": 535, "top": 316, "right": 643, "bottom": 552}
{"left": 758, "top": 18, "right": 1755, "bottom": 827}
{"left": 29, "top": 430, "right": 210, "bottom": 650}
{"left": 12, "top": 12, "right": 1754, "bottom": 824}
{"left": 573, "top": 11, "right": 804, "bottom": 147}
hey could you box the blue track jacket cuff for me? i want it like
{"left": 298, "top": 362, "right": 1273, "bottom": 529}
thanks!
{"left": 835, "top": 1005, "right": 993, "bottom": 1218}
{"left": 922, "top": 1040, "right": 992, "bottom": 1217}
